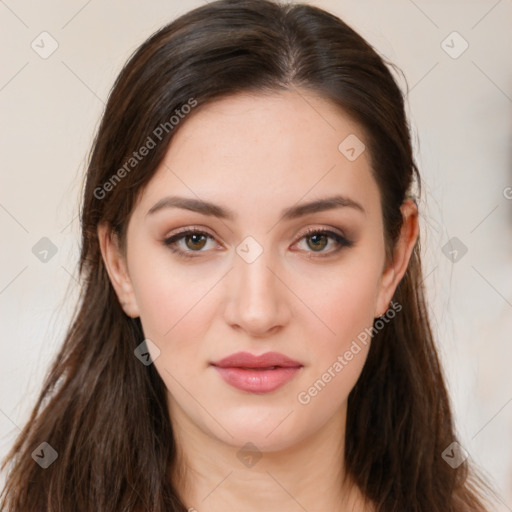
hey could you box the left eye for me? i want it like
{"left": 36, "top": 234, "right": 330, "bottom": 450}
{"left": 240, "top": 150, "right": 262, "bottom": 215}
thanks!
{"left": 294, "top": 229, "right": 353, "bottom": 256}
{"left": 163, "top": 228, "right": 353, "bottom": 259}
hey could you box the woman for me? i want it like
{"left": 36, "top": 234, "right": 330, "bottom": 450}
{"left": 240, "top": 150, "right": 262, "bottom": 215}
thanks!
{"left": 0, "top": 0, "right": 498, "bottom": 510}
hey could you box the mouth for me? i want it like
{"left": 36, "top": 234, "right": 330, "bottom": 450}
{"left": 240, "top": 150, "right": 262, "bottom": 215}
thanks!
{"left": 230, "top": 366, "right": 285, "bottom": 370}
{"left": 210, "top": 352, "right": 303, "bottom": 393}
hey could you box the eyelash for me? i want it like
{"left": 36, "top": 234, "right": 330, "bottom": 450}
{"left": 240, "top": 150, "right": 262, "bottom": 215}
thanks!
{"left": 163, "top": 227, "right": 354, "bottom": 260}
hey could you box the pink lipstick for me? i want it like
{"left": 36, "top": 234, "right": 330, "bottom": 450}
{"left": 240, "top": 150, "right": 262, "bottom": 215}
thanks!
{"left": 211, "top": 351, "right": 303, "bottom": 393}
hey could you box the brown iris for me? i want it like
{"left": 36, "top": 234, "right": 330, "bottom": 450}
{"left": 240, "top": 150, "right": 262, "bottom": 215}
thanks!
{"left": 185, "top": 233, "right": 208, "bottom": 251}
{"left": 306, "top": 233, "right": 328, "bottom": 251}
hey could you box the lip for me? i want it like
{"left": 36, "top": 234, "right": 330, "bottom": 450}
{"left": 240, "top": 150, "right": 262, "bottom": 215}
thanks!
{"left": 211, "top": 351, "right": 303, "bottom": 393}
{"left": 212, "top": 351, "right": 303, "bottom": 369}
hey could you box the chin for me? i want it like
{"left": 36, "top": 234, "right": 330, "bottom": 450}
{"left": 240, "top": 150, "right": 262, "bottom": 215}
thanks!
{"left": 206, "top": 408, "right": 313, "bottom": 453}
{"left": 218, "top": 428, "right": 299, "bottom": 454}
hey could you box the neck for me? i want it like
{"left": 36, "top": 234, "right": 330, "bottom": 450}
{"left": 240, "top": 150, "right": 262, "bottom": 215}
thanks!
{"left": 168, "top": 398, "right": 370, "bottom": 512}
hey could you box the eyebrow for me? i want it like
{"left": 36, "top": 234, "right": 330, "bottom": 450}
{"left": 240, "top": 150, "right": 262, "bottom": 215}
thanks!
{"left": 146, "top": 194, "right": 365, "bottom": 220}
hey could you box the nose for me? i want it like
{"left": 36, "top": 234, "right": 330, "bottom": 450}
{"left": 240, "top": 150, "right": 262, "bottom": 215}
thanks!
{"left": 223, "top": 248, "right": 291, "bottom": 337}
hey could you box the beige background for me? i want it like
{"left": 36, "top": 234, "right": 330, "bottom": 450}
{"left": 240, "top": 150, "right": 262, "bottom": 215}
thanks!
{"left": 1, "top": 0, "right": 511, "bottom": 508}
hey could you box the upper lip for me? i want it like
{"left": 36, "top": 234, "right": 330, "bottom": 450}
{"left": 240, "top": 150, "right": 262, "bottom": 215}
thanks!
{"left": 211, "top": 351, "right": 303, "bottom": 369}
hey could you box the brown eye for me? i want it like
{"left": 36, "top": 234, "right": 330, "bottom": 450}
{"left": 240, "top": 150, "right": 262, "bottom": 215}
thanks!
{"left": 295, "top": 229, "right": 354, "bottom": 257}
{"left": 184, "top": 233, "right": 208, "bottom": 251}
{"left": 164, "top": 229, "right": 217, "bottom": 259}
{"left": 306, "top": 233, "right": 329, "bottom": 252}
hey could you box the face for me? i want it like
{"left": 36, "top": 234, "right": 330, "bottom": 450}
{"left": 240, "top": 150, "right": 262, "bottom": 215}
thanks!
{"left": 99, "top": 89, "right": 417, "bottom": 452}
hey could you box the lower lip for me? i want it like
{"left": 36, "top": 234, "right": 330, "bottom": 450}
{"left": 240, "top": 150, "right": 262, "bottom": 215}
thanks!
{"left": 212, "top": 366, "right": 302, "bottom": 393}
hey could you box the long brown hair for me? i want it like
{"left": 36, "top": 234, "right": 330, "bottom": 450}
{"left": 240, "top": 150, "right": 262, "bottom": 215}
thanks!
{"left": 1, "top": 1, "right": 498, "bottom": 510}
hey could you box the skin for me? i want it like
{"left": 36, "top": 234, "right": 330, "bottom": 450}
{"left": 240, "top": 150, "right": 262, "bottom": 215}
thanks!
{"left": 99, "top": 89, "right": 418, "bottom": 511}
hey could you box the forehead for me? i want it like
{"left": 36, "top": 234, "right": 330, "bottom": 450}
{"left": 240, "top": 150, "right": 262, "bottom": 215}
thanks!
{"left": 133, "top": 89, "right": 381, "bottom": 221}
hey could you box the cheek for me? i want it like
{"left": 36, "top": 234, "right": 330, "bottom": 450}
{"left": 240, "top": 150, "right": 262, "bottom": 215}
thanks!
{"left": 128, "top": 249, "right": 225, "bottom": 399}
{"left": 294, "top": 251, "right": 383, "bottom": 398}
{"left": 301, "top": 258, "right": 383, "bottom": 355}
{"left": 293, "top": 262, "right": 381, "bottom": 418}
{"left": 131, "top": 261, "right": 210, "bottom": 393}
{"left": 129, "top": 248, "right": 218, "bottom": 340}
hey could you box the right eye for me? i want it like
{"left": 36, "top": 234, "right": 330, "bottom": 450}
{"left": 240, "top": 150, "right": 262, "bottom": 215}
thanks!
{"left": 163, "top": 228, "right": 219, "bottom": 259}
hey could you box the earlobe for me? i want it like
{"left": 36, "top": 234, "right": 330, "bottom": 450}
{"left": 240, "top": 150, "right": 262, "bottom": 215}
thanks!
{"left": 97, "top": 223, "right": 140, "bottom": 318}
{"left": 375, "top": 199, "right": 419, "bottom": 317}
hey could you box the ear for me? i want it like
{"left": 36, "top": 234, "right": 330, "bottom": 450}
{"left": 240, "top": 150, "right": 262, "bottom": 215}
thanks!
{"left": 374, "top": 199, "right": 419, "bottom": 317}
{"left": 97, "top": 223, "right": 140, "bottom": 318}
